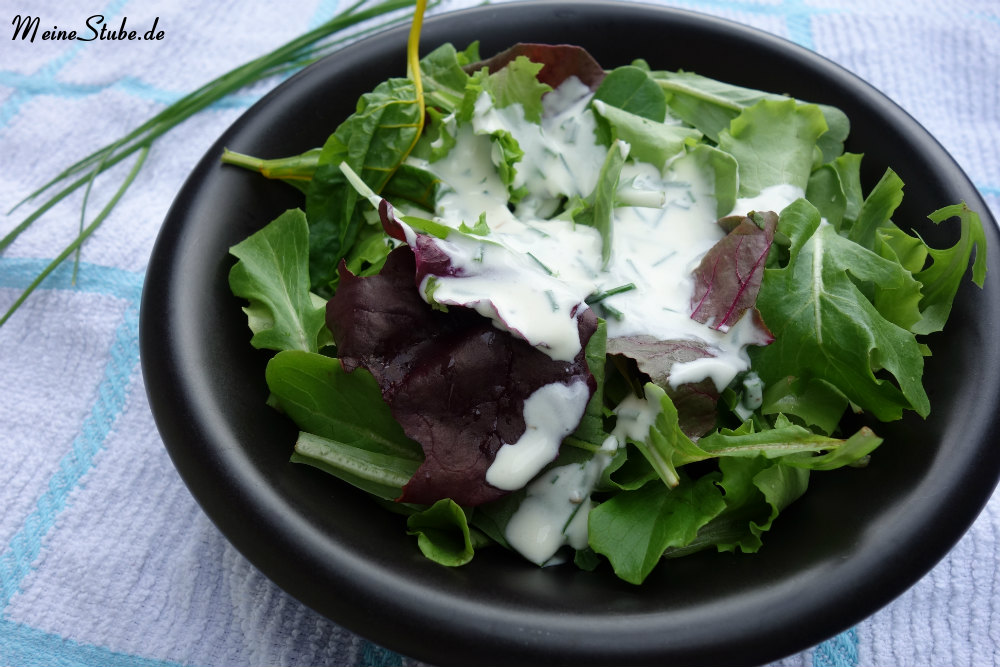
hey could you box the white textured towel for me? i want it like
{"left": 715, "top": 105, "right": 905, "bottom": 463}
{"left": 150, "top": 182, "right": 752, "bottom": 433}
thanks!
{"left": 1, "top": 1, "right": 998, "bottom": 665}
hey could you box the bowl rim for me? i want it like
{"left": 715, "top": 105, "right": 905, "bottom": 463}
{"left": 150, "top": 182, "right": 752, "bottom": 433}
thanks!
{"left": 140, "top": 2, "right": 1000, "bottom": 665}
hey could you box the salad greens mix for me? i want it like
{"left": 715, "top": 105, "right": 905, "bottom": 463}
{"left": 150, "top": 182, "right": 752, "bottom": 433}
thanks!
{"left": 224, "top": 9, "right": 986, "bottom": 584}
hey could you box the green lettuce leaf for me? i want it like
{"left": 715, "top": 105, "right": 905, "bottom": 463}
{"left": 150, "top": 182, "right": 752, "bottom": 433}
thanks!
{"left": 845, "top": 168, "right": 905, "bottom": 250}
{"left": 305, "top": 77, "right": 423, "bottom": 293}
{"left": 718, "top": 98, "right": 829, "bottom": 197}
{"left": 591, "top": 99, "right": 702, "bottom": 170}
{"left": 911, "top": 202, "right": 988, "bottom": 334}
{"left": 715, "top": 455, "right": 809, "bottom": 553}
{"left": 750, "top": 198, "right": 930, "bottom": 421}
{"left": 419, "top": 41, "right": 480, "bottom": 112}
{"left": 652, "top": 70, "right": 848, "bottom": 161}
{"left": 228, "top": 208, "right": 327, "bottom": 353}
{"left": 266, "top": 350, "right": 424, "bottom": 500}
{"left": 407, "top": 499, "right": 476, "bottom": 567}
{"left": 587, "top": 473, "right": 727, "bottom": 584}
{"left": 478, "top": 55, "right": 551, "bottom": 123}
{"left": 594, "top": 65, "right": 667, "bottom": 122}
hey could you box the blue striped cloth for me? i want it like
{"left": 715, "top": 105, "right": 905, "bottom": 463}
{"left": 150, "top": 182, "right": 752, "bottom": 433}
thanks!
{"left": 1, "top": 1, "right": 998, "bottom": 665}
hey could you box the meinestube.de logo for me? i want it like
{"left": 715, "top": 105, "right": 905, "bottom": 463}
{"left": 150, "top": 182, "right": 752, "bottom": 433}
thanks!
{"left": 11, "top": 14, "right": 164, "bottom": 42}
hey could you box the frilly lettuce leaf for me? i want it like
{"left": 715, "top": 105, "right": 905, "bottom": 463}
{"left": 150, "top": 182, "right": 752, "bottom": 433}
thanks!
{"left": 228, "top": 208, "right": 328, "bottom": 353}
{"left": 653, "top": 69, "right": 849, "bottom": 162}
{"left": 750, "top": 198, "right": 930, "bottom": 421}
{"left": 718, "top": 98, "right": 829, "bottom": 196}
{"left": 466, "top": 42, "right": 606, "bottom": 93}
{"left": 622, "top": 383, "right": 880, "bottom": 490}
{"left": 911, "top": 202, "right": 988, "bottom": 334}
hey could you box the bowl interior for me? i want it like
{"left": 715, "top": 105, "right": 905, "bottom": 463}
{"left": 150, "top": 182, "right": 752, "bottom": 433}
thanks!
{"left": 140, "top": 3, "right": 1000, "bottom": 666}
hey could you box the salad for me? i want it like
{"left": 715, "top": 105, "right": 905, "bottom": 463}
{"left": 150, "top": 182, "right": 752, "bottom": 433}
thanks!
{"left": 223, "top": 13, "right": 986, "bottom": 584}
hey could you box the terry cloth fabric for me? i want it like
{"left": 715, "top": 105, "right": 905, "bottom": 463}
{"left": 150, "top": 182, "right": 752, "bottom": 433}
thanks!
{"left": 1, "top": 0, "right": 998, "bottom": 665}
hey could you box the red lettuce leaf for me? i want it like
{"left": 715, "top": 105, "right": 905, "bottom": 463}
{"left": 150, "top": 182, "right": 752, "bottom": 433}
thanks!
{"left": 326, "top": 247, "right": 597, "bottom": 507}
{"left": 465, "top": 43, "right": 607, "bottom": 91}
{"left": 690, "top": 211, "right": 778, "bottom": 333}
{"left": 607, "top": 336, "right": 719, "bottom": 438}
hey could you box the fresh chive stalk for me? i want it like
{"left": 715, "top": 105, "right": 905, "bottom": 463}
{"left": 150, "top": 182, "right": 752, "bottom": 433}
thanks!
{"left": 585, "top": 282, "right": 637, "bottom": 304}
{"left": 1, "top": 0, "right": 432, "bottom": 327}
{"left": 0, "top": 147, "right": 150, "bottom": 327}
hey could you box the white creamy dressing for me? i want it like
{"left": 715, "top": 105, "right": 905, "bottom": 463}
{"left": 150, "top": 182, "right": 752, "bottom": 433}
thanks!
{"left": 503, "top": 435, "right": 619, "bottom": 565}
{"left": 402, "top": 77, "right": 804, "bottom": 562}
{"left": 485, "top": 380, "right": 592, "bottom": 491}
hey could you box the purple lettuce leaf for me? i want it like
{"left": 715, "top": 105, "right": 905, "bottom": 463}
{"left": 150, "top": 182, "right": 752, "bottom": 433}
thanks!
{"left": 465, "top": 43, "right": 607, "bottom": 91}
{"left": 607, "top": 335, "right": 720, "bottom": 438}
{"left": 690, "top": 211, "right": 778, "bottom": 333}
{"left": 326, "top": 247, "right": 597, "bottom": 507}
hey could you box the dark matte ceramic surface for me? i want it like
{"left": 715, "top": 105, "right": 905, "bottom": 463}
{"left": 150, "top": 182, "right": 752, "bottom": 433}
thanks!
{"left": 140, "top": 2, "right": 1000, "bottom": 665}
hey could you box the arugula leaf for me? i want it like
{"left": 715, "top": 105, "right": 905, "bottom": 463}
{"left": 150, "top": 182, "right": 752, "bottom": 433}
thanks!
{"left": 593, "top": 140, "right": 629, "bottom": 268}
{"left": 845, "top": 168, "right": 905, "bottom": 250}
{"left": 715, "top": 455, "right": 809, "bottom": 552}
{"left": 698, "top": 418, "right": 882, "bottom": 468}
{"left": 751, "top": 198, "right": 930, "bottom": 421}
{"left": 622, "top": 383, "right": 881, "bottom": 488}
{"left": 911, "top": 203, "right": 988, "bottom": 334}
{"left": 718, "top": 98, "right": 829, "bottom": 196}
{"left": 760, "top": 375, "right": 849, "bottom": 435}
{"left": 568, "top": 140, "right": 628, "bottom": 268}
{"left": 228, "top": 208, "right": 328, "bottom": 353}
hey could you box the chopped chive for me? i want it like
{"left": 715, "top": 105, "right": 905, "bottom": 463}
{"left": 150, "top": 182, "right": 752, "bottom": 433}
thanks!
{"left": 545, "top": 289, "right": 560, "bottom": 312}
{"left": 598, "top": 303, "right": 625, "bottom": 321}
{"left": 653, "top": 251, "right": 677, "bottom": 267}
{"left": 585, "top": 282, "right": 636, "bottom": 304}
{"left": 527, "top": 252, "right": 554, "bottom": 275}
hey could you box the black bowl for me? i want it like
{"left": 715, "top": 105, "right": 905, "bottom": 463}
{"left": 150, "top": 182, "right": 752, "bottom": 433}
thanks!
{"left": 140, "top": 2, "right": 1000, "bottom": 665}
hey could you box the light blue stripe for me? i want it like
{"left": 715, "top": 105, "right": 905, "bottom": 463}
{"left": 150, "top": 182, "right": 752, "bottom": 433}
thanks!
{"left": 0, "top": 301, "right": 140, "bottom": 608}
{"left": 0, "top": 0, "right": 129, "bottom": 128}
{"left": 0, "top": 257, "right": 144, "bottom": 301}
{"left": 0, "top": 619, "right": 186, "bottom": 667}
{"left": 663, "top": 0, "right": 846, "bottom": 51}
{"left": 812, "top": 628, "right": 859, "bottom": 667}
{"left": 360, "top": 640, "right": 403, "bottom": 667}
{"left": 781, "top": 0, "right": 815, "bottom": 50}
{"left": 0, "top": 70, "right": 260, "bottom": 110}
{"left": 308, "top": 0, "right": 346, "bottom": 29}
